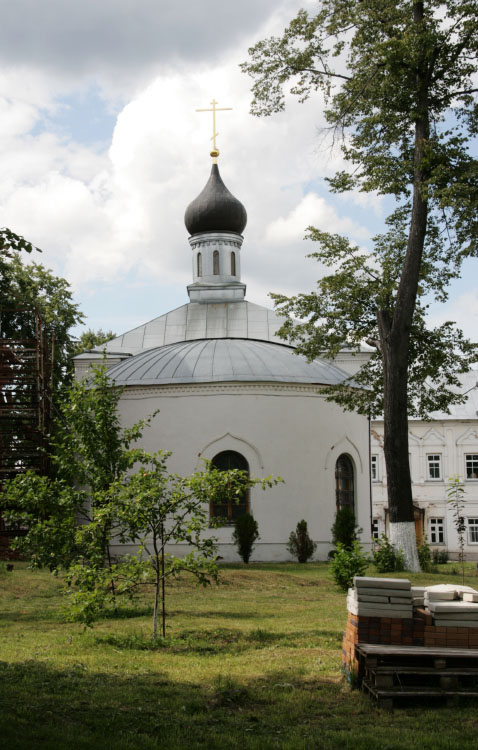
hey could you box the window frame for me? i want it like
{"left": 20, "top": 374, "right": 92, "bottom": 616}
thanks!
{"left": 213, "top": 250, "right": 220, "bottom": 275}
{"left": 209, "top": 450, "right": 249, "bottom": 525}
{"left": 468, "top": 518, "right": 478, "bottom": 544}
{"left": 371, "top": 454, "right": 379, "bottom": 482}
{"left": 429, "top": 517, "right": 445, "bottom": 545}
{"left": 335, "top": 454, "right": 355, "bottom": 511}
{"left": 465, "top": 454, "right": 478, "bottom": 481}
{"left": 426, "top": 454, "right": 442, "bottom": 481}
{"left": 371, "top": 519, "right": 379, "bottom": 540}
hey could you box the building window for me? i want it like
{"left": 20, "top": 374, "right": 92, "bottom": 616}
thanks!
{"left": 213, "top": 250, "right": 220, "bottom": 275}
{"left": 372, "top": 519, "right": 379, "bottom": 540}
{"left": 197, "top": 252, "right": 202, "bottom": 277}
{"left": 427, "top": 454, "right": 442, "bottom": 480}
{"left": 466, "top": 454, "right": 478, "bottom": 480}
{"left": 371, "top": 455, "right": 378, "bottom": 481}
{"left": 335, "top": 454, "right": 354, "bottom": 510}
{"left": 231, "top": 251, "right": 236, "bottom": 276}
{"left": 429, "top": 517, "right": 445, "bottom": 544}
{"left": 468, "top": 518, "right": 478, "bottom": 544}
{"left": 210, "top": 451, "right": 249, "bottom": 524}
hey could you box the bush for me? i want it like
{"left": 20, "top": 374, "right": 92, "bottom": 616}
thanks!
{"left": 417, "top": 535, "right": 433, "bottom": 572}
{"left": 331, "top": 506, "right": 361, "bottom": 550}
{"left": 372, "top": 535, "right": 405, "bottom": 573}
{"left": 287, "top": 520, "right": 317, "bottom": 563}
{"left": 329, "top": 541, "right": 368, "bottom": 591}
{"left": 232, "top": 513, "right": 259, "bottom": 564}
{"left": 432, "top": 548, "right": 449, "bottom": 564}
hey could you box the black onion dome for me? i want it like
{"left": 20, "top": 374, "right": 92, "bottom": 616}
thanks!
{"left": 184, "top": 164, "right": 247, "bottom": 235}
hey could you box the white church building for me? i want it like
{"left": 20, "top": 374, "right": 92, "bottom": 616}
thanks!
{"left": 75, "top": 154, "right": 372, "bottom": 562}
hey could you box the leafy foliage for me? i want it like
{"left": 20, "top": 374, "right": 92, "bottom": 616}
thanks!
{"left": 242, "top": 1, "right": 478, "bottom": 569}
{"left": 287, "top": 519, "right": 317, "bottom": 563}
{"left": 0, "top": 247, "right": 83, "bottom": 395}
{"left": 447, "top": 475, "right": 467, "bottom": 584}
{"left": 0, "top": 364, "right": 281, "bottom": 637}
{"left": 232, "top": 513, "right": 260, "bottom": 564}
{"left": 372, "top": 535, "right": 405, "bottom": 573}
{"left": 416, "top": 535, "right": 433, "bottom": 573}
{"left": 329, "top": 541, "right": 368, "bottom": 591}
{"left": 331, "top": 507, "right": 361, "bottom": 550}
{"left": 73, "top": 329, "right": 116, "bottom": 355}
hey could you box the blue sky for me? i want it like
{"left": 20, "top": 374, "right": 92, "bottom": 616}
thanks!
{"left": 0, "top": 0, "right": 476, "bottom": 343}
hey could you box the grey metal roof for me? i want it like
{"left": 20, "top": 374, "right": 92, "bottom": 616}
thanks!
{"left": 429, "top": 371, "right": 478, "bottom": 420}
{"left": 106, "top": 338, "right": 354, "bottom": 387}
{"left": 76, "top": 301, "right": 289, "bottom": 357}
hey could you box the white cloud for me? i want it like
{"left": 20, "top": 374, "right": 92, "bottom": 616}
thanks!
{"left": 428, "top": 291, "right": 478, "bottom": 343}
{"left": 265, "top": 192, "right": 370, "bottom": 246}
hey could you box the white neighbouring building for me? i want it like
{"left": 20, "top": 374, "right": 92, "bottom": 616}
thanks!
{"left": 371, "top": 372, "right": 478, "bottom": 560}
{"left": 74, "top": 156, "right": 372, "bottom": 562}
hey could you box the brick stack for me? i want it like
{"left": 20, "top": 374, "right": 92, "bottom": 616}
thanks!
{"left": 341, "top": 578, "right": 478, "bottom": 679}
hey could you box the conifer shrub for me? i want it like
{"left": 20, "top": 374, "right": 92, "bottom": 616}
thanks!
{"left": 232, "top": 513, "right": 259, "bottom": 564}
{"left": 287, "top": 520, "right": 317, "bottom": 563}
{"left": 331, "top": 506, "right": 361, "bottom": 550}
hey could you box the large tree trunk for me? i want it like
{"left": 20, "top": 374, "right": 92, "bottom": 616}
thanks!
{"left": 381, "top": 336, "right": 420, "bottom": 571}
{"left": 377, "top": 1, "right": 431, "bottom": 572}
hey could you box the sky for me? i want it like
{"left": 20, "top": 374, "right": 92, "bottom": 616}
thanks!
{"left": 0, "top": 0, "right": 476, "bottom": 342}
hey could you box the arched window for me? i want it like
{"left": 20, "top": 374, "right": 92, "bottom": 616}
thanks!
{"left": 231, "top": 251, "right": 236, "bottom": 276}
{"left": 213, "top": 250, "right": 220, "bottom": 275}
{"left": 210, "top": 450, "right": 249, "bottom": 523}
{"left": 197, "top": 252, "right": 202, "bottom": 277}
{"left": 335, "top": 454, "right": 354, "bottom": 510}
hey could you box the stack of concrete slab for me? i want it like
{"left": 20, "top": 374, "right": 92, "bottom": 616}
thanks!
{"left": 411, "top": 586, "right": 426, "bottom": 608}
{"left": 424, "top": 584, "right": 478, "bottom": 627}
{"left": 347, "top": 577, "right": 413, "bottom": 618}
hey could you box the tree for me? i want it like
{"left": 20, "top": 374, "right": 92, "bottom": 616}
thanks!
{"left": 1, "top": 364, "right": 281, "bottom": 636}
{"left": 1, "top": 233, "right": 83, "bottom": 485}
{"left": 241, "top": 1, "right": 478, "bottom": 570}
{"left": 1, "top": 246, "right": 83, "bottom": 396}
{"left": 0, "top": 364, "right": 153, "bottom": 581}
{"left": 73, "top": 329, "right": 116, "bottom": 355}
{"left": 232, "top": 512, "right": 260, "bottom": 563}
{"left": 447, "top": 476, "right": 466, "bottom": 584}
{"left": 331, "top": 507, "right": 361, "bottom": 551}
{"left": 287, "top": 519, "right": 317, "bottom": 563}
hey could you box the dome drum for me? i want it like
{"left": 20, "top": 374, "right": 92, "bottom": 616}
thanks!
{"left": 189, "top": 231, "right": 243, "bottom": 285}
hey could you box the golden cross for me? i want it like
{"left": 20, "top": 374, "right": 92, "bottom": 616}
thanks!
{"left": 196, "top": 99, "right": 232, "bottom": 162}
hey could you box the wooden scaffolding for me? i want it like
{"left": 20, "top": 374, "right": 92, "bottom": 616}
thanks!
{"left": 0, "top": 308, "right": 53, "bottom": 547}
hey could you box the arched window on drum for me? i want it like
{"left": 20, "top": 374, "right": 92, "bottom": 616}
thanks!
{"left": 197, "top": 252, "right": 202, "bottom": 277}
{"left": 335, "top": 454, "right": 355, "bottom": 511}
{"left": 210, "top": 451, "right": 249, "bottom": 524}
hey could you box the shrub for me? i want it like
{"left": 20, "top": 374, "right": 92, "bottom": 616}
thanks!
{"left": 417, "top": 535, "right": 433, "bottom": 572}
{"left": 331, "top": 506, "right": 362, "bottom": 550}
{"left": 330, "top": 541, "right": 368, "bottom": 591}
{"left": 232, "top": 513, "right": 259, "bottom": 564}
{"left": 287, "top": 520, "right": 317, "bottom": 563}
{"left": 372, "top": 535, "right": 405, "bottom": 573}
{"left": 432, "top": 548, "right": 449, "bottom": 564}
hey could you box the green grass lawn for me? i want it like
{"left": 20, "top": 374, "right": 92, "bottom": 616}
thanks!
{"left": 2, "top": 561, "right": 478, "bottom": 749}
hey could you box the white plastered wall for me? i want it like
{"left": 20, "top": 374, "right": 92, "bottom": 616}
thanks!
{"left": 112, "top": 382, "right": 371, "bottom": 562}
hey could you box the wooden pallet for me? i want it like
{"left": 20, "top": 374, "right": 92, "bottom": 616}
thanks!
{"left": 356, "top": 644, "right": 478, "bottom": 708}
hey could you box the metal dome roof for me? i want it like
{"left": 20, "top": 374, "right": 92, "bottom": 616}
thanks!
{"left": 184, "top": 164, "right": 247, "bottom": 235}
{"left": 106, "top": 338, "right": 353, "bottom": 387}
